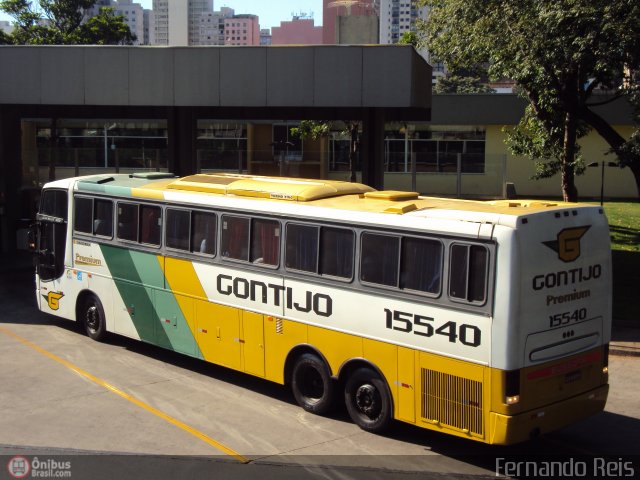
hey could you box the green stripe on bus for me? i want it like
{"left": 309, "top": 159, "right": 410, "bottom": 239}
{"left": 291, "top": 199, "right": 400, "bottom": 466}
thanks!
{"left": 99, "top": 245, "right": 170, "bottom": 346}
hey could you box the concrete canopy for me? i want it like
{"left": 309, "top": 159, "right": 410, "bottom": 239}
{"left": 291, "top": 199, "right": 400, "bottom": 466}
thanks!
{"left": 0, "top": 45, "right": 432, "bottom": 253}
{"left": 0, "top": 45, "right": 431, "bottom": 116}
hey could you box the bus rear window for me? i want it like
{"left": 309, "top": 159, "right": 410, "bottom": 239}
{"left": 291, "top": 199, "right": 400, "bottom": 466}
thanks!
{"left": 449, "top": 244, "right": 488, "bottom": 304}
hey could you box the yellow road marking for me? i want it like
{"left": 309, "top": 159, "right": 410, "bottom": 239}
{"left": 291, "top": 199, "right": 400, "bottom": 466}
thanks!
{"left": 0, "top": 326, "right": 248, "bottom": 463}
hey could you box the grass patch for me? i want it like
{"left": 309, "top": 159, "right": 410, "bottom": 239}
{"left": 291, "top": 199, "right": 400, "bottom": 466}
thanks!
{"left": 601, "top": 201, "right": 640, "bottom": 252}
{"left": 600, "top": 201, "right": 640, "bottom": 324}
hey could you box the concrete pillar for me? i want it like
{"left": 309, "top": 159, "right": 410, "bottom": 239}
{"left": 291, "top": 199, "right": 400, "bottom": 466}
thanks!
{"left": 361, "top": 108, "right": 385, "bottom": 190}
{"left": 0, "top": 106, "right": 22, "bottom": 253}
{"left": 167, "top": 107, "right": 196, "bottom": 177}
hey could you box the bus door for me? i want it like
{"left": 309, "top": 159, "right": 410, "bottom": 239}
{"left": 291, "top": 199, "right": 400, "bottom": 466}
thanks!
{"left": 35, "top": 189, "right": 68, "bottom": 311}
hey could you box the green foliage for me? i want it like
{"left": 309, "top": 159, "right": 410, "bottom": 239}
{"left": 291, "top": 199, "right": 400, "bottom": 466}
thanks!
{"left": 81, "top": 7, "right": 135, "bottom": 45}
{"left": 0, "top": 0, "right": 135, "bottom": 44}
{"left": 433, "top": 75, "right": 495, "bottom": 94}
{"left": 419, "top": 0, "right": 640, "bottom": 200}
{"left": 397, "top": 31, "right": 419, "bottom": 47}
{"left": 289, "top": 120, "right": 331, "bottom": 140}
{"left": 0, "top": 28, "right": 13, "bottom": 44}
{"left": 290, "top": 120, "right": 360, "bottom": 183}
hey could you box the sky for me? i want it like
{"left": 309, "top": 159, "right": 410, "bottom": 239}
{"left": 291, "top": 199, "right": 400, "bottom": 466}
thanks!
{"left": 1, "top": 1, "right": 324, "bottom": 30}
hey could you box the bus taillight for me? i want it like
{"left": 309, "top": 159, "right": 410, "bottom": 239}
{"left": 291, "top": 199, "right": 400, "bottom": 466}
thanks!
{"left": 505, "top": 369, "right": 521, "bottom": 405}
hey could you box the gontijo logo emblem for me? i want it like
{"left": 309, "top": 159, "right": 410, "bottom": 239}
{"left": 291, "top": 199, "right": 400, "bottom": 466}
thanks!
{"left": 543, "top": 226, "right": 590, "bottom": 262}
{"left": 42, "top": 291, "right": 64, "bottom": 310}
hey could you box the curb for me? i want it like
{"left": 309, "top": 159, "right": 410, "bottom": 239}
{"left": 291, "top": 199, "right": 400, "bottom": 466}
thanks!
{"left": 610, "top": 345, "right": 640, "bottom": 358}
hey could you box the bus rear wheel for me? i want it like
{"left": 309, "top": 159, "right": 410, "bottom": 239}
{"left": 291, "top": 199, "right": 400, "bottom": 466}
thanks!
{"left": 81, "top": 294, "right": 107, "bottom": 342}
{"left": 344, "top": 367, "right": 392, "bottom": 433}
{"left": 291, "top": 353, "right": 335, "bottom": 415}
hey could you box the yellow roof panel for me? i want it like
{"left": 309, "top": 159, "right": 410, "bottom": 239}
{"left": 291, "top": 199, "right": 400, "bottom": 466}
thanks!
{"left": 166, "top": 173, "right": 374, "bottom": 201}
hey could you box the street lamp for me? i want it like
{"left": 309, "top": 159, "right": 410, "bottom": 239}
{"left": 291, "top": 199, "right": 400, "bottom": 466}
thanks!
{"left": 587, "top": 161, "right": 617, "bottom": 206}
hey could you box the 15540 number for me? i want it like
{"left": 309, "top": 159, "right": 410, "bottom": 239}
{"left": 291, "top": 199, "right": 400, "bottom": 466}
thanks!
{"left": 549, "top": 308, "right": 587, "bottom": 328}
{"left": 384, "top": 308, "right": 481, "bottom": 347}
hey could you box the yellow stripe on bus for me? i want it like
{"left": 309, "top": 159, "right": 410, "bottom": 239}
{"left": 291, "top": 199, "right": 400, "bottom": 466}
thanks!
{"left": 0, "top": 326, "right": 248, "bottom": 463}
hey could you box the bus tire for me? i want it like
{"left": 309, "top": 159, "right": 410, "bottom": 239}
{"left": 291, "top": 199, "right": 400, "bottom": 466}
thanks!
{"left": 344, "top": 367, "right": 392, "bottom": 433}
{"left": 291, "top": 353, "right": 335, "bottom": 415}
{"left": 82, "top": 294, "right": 107, "bottom": 342}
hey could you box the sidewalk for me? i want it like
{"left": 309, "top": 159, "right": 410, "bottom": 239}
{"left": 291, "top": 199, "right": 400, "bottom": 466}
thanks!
{"left": 610, "top": 324, "right": 640, "bottom": 357}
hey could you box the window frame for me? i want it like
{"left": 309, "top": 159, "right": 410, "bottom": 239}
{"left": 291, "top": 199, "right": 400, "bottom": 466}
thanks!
{"left": 447, "top": 242, "right": 490, "bottom": 306}
{"left": 284, "top": 221, "right": 355, "bottom": 282}
{"left": 73, "top": 195, "right": 114, "bottom": 239}
{"left": 359, "top": 229, "right": 444, "bottom": 298}
{"left": 115, "top": 201, "right": 162, "bottom": 249}
{"left": 116, "top": 201, "right": 140, "bottom": 243}
{"left": 220, "top": 214, "right": 281, "bottom": 269}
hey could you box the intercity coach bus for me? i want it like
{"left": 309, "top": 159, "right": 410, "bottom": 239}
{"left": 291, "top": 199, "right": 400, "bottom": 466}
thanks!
{"left": 32, "top": 172, "right": 611, "bottom": 445}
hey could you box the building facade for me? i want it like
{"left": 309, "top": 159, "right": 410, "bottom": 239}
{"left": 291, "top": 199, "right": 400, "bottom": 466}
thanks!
{"left": 151, "top": 0, "right": 214, "bottom": 46}
{"left": 322, "top": 0, "right": 377, "bottom": 44}
{"left": 0, "top": 21, "right": 13, "bottom": 35}
{"left": 197, "top": 7, "right": 234, "bottom": 46}
{"left": 224, "top": 14, "right": 260, "bottom": 46}
{"left": 271, "top": 17, "right": 323, "bottom": 45}
{"left": 86, "top": 0, "right": 148, "bottom": 45}
{"left": 113, "top": 0, "right": 145, "bottom": 45}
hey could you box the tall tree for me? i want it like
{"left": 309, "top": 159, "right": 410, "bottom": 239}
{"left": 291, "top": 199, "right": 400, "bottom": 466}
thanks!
{"left": 419, "top": 0, "right": 640, "bottom": 201}
{"left": 0, "top": 0, "right": 135, "bottom": 45}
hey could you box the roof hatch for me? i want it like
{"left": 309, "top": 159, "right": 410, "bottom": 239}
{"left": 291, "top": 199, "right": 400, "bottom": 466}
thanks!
{"left": 166, "top": 173, "right": 375, "bottom": 201}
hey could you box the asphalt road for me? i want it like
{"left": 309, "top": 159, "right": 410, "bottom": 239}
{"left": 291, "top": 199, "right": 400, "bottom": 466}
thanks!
{"left": 1, "top": 268, "right": 638, "bottom": 480}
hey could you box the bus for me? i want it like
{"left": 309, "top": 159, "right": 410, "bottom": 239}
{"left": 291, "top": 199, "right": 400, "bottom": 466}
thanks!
{"left": 32, "top": 172, "right": 611, "bottom": 445}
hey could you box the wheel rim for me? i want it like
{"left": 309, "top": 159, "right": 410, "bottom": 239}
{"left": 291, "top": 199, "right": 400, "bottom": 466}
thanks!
{"left": 299, "top": 366, "right": 324, "bottom": 401}
{"left": 355, "top": 383, "right": 381, "bottom": 419}
{"left": 85, "top": 304, "right": 99, "bottom": 333}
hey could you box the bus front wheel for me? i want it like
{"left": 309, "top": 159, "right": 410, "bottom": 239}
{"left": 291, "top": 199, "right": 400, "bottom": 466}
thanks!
{"left": 291, "top": 353, "right": 335, "bottom": 415}
{"left": 344, "top": 367, "right": 392, "bottom": 433}
{"left": 82, "top": 294, "right": 107, "bottom": 342}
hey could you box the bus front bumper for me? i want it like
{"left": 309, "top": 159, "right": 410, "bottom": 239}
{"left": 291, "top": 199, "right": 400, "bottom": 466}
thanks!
{"left": 488, "top": 383, "right": 609, "bottom": 445}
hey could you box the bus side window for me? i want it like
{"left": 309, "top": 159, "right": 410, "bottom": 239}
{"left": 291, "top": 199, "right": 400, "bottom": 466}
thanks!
{"left": 320, "top": 227, "right": 354, "bottom": 279}
{"left": 74, "top": 197, "right": 93, "bottom": 234}
{"left": 449, "top": 244, "right": 488, "bottom": 304}
{"left": 192, "top": 211, "right": 216, "bottom": 255}
{"left": 251, "top": 218, "right": 280, "bottom": 266}
{"left": 221, "top": 215, "right": 249, "bottom": 261}
{"left": 94, "top": 199, "right": 113, "bottom": 237}
{"left": 166, "top": 208, "right": 190, "bottom": 251}
{"left": 117, "top": 203, "right": 139, "bottom": 242}
{"left": 360, "top": 232, "right": 399, "bottom": 287}
{"left": 401, "top": 237, "right": 442, "bottom": 294}
{"left": 286, "top": 223, "right": 318, "bottom": 273}
{"left": 140, "top": 205, "right": 161, "bottom": 246}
